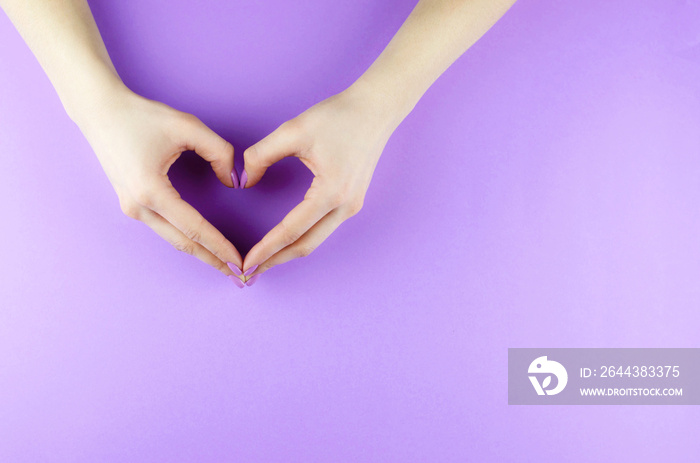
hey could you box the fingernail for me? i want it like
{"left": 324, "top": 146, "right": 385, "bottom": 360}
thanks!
{"left": 231, "top": 169, "right": 240, "bottom": 189}
{"left": 240, "top": 169, "right": 248, "bottom": 189}
{"left": 227, "top": 262, "right": 242, "bottom": 276}
{"left": 228, "top": 275, "right": 245, "bottom": 289}
{"left": 245, "top": 274, "right": 260, "bottom": 287}
{"left": 243, "top": 264, "right": 258, "bottom": 277}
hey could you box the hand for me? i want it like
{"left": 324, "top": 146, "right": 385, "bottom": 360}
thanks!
{"left": 76, "top": 86, "right": 243, "bottom": 276}
{"left": 239, "top": 84, "right": 402, "bottom": 281}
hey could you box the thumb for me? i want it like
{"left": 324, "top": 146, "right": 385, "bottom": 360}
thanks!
{"left": 242, "top": 121, "right": 302, "bottom": 189}
{"left": 181, "top": 115, "right": 236, "bottom": 188}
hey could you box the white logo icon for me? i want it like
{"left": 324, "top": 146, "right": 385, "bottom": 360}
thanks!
{"left": 528, "top": 356, "right": 568, "bottom": 396}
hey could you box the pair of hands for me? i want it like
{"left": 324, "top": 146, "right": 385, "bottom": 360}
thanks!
{"left": 2, "top": 0, "right": 515, "bottom": 287}
{"left": 79, "top": 83, "right": 399, "bottom": 287}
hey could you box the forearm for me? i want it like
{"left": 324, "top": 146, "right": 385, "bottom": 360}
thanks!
{"left": 353, "top": 0, "right": 516, "bottom": 125}
{"left": 0, "top": 0, "right": 126, "bottom": 123}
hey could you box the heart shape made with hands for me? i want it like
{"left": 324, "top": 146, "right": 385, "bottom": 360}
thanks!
{"left": 168, "top": 147, "right": 314, "bottom": 278}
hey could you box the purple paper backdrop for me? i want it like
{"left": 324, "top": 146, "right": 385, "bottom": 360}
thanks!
{"left": 1, "top": 0, "right": 699, "bottom": 461}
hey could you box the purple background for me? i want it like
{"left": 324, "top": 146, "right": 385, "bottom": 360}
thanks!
{"left": 1, "top": 0, "right": 699, "bottom": 461}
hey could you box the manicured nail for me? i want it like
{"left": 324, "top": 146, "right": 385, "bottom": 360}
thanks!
{"left": 227, "top": 262, "right": 242, "bottom": 276}
{"left": 231, "top": 169, "right": 240, "bottom": 189}
{"left": 228, "top": 275, "right": 245, "bottom": 289}
{"left": 239, "top": 169, "right": 248, "bottom": 189}
{"left": 245, "top": 274, "right": 260, "bottom": 287}
{"left": 243, "top": 264, "right": 258, "bottom": 277}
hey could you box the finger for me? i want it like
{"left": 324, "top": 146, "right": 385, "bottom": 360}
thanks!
{"left": 148, "top": 187, "right": 244, "bottom": 269}
{"left": 243, "top": 187, "right": 334, "bottom": 272}
{"left": 179, "top": 114, "right": 236, "bottom": 187}
{"left": 251, "top": 208, "right": 346, "bottom": 276}
{"left": 242, "top": 120, "right": 304, "bottom": 188}
{"left": 139, "top": 208, "right": 235, "bottom": 275}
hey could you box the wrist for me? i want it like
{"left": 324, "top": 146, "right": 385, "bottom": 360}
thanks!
{"left": 345, "top": 75, "right": 417, "bottom": 133}
{"left": 61, "top": 67, "right": 131, "bottom": 129}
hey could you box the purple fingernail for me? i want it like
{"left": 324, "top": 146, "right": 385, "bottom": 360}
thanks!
{"left": 243, "top": 264, "right": 258, "bottom": 277}
{"left": 227, "top": 262, "right": 242, "bottom": 276}
{"left": 228, "top": 275, "right": 245, "bottom": 289}
{"left": 231, "top": 169, "right": 240, "bottom": 189}
{"left": 240, "top": 169, "right": 248, "bottom": 189}
{"left": 245, "top": 274, "right": 260, "bottom": 287}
